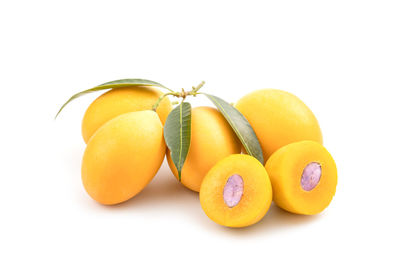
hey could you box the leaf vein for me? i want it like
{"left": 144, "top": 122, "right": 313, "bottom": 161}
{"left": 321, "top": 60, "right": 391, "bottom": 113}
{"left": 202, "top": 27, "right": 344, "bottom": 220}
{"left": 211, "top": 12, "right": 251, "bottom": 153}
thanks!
{"left": 208, "top": 95, "right": 254, "bottom": 157}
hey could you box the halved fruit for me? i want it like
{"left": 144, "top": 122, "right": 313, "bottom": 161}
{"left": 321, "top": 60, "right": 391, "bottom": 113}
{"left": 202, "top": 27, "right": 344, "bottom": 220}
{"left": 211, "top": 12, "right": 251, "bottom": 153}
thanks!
{"left": 265, "top": 140, "right": 337, "bottom": 215}
{"left": 200, "top": 154, "right": 272, "bottom": 228}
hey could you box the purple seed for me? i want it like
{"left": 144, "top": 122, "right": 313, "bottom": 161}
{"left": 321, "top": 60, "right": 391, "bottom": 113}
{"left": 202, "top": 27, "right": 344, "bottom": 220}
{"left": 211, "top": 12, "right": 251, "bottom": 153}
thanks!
{"left": 223, "top": 174, "right": 244, "bottom": 208}
{"left": 301, "top": 162, "right": 322, "bottom": 191}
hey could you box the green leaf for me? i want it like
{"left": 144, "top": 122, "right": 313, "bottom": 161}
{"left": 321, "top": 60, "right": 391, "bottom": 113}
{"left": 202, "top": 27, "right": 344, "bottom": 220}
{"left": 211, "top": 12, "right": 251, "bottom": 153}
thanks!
{"left": 164, "top": 102, "right": 192, "bottom": 181}
{"left": 204, "top": 94, "right": 264, "bottom": 164}
{"left": 55, "top": 78, "right": 170, "bottom": 119}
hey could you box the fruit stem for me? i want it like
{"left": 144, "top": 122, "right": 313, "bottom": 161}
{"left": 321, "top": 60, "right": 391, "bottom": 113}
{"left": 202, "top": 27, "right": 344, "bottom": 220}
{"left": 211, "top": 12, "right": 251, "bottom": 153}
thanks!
{"left": 152, "top": 92, "right": 174, "bottom": 111}
{"left": 152, "top": 81, "right": 206, "bottom": 111}
{"left": 192, "top": 81, "right": 205, "bottom": 93}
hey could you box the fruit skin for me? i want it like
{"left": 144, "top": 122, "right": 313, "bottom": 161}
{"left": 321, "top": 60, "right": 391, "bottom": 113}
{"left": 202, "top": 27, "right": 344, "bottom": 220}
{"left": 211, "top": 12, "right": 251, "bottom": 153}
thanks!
{"left": 82, "top": 86, "right": 172, "bottom": 143}
{"left": 167, "top": 106, "right": 241, "bottom": 192}
{"left": 265, "top": 140, "right": 337, "bottom": 215}
{"left": 200, "top": 154, "right": 272, "bottom": 228}
{"left": 235, "top": 89, "right": 323, "bottom": 163}
{"left": 81, "top": 110, "right": 165, "bottom": 205}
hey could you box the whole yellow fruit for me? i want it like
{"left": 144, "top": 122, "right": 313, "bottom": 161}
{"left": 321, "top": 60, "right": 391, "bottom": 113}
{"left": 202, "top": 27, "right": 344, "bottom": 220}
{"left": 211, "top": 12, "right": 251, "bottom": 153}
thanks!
{"left": 235, "top": 89, "right": 322, "bottom": 163}
{"left": 167, "top": 106, "right": 241, "bottom": 192}
{"left": 81, "top": 86, "right": 172, "bottom": 143}
{"left": 81, "top": 110, "right": 165, "bottom": 205}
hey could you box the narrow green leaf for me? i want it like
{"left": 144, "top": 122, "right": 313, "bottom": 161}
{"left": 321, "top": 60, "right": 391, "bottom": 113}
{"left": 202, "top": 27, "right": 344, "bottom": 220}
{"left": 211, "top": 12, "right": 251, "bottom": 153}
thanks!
{"left": 204, "top": 94, "right": 264, "bottom": 164}
{"left": 55, "top": 78, "right": 170, "bottom": 118}
{"left": 164, "top": 102, "right": 192, "bottom": 181}
{"left": 96, "top": 79, "right": 170, "bottom": 90}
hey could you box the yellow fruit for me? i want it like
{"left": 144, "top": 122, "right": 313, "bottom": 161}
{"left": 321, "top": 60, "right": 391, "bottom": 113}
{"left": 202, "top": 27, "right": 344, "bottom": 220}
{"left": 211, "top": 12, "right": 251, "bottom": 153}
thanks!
{"left": 265, "top": 141, "right": 337, "bottom": 215}
{"left": 81, "top": 110, "right": 165, "bottom": 205}
{"left": 167, "top": 106, "right": 241, "bottom": 192}
{"left": 82, "top": 86, "right": 172, "bottom": 143}
{"left": 235, "top": 89, "right": 322, "bottom": 163}
{"left": 200, "top": 154, "right": 273, "bottom": 228}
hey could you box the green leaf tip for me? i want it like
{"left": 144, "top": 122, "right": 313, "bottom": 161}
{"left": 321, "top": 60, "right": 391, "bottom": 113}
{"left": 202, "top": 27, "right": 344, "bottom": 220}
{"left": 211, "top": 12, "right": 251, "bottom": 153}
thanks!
{"left": 55, "top": 78, "right": 170, "bottom": 119}
{"left": 164, "top": 102, "right": 192, "bottom": 182}
{"left": 204, "top": 94, "right": 264, "bottom": 164}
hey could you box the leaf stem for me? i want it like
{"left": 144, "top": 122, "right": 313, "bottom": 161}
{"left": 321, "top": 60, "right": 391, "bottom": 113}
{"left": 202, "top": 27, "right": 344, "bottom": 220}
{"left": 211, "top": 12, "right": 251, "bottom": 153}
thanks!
{"left": 192, "top": 81, "right": 205, "bottom": 93}
{"left": 152, "top": 92, "right": 174, "bottom": 111}
{"left": 152, "top": 81, "right": 206, "bottom": 111}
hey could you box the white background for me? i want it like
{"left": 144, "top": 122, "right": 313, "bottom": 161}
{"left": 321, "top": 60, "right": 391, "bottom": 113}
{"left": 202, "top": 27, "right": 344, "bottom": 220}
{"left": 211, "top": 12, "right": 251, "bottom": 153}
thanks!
{"left": 1, "top": 0, "right": 399, "bottom": 266}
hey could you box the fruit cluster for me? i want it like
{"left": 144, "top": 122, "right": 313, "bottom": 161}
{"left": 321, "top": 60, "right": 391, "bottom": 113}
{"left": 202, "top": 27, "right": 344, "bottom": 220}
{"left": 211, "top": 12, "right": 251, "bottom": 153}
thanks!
{"left": 58, "top": 79, "right": 337, "bottom": 228}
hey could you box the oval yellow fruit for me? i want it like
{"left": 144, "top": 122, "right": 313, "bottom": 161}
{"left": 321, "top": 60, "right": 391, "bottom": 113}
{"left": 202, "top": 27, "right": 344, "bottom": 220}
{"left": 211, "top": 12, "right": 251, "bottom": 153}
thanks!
{"left": 200, "top": 154, "right": 273, "bottom": 228}
{"left": 265, "top": 141, "right": 337, "bottom": 215}
{"left": 167, "top": 106, "right": 241, "bottom": 192}
{"left": 82, "top": 86, "right": 172, "bottom": 143}
{"left": 235, "top": 89, "right": 323, "bottom": 163}
{"left": 81, "top": 110, "right": 165, "bottom": 205}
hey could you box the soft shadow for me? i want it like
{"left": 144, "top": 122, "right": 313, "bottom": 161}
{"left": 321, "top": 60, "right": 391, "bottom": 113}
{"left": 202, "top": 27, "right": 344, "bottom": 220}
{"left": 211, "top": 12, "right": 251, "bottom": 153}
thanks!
{"left": 100, "top": 162, "right": 200, "bottom": 213}
{"left": 83, "top": 161, "right": 321, "bottom": 233}
{"left": 216, "top": 203, "right": 321, "bottom": 236}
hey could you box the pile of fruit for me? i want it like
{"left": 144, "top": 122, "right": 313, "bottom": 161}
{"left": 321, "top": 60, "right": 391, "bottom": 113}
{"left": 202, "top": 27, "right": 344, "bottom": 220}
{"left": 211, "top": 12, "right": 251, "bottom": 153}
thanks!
{"left": 57, "top": 79, "right": 337, "bottom": 228}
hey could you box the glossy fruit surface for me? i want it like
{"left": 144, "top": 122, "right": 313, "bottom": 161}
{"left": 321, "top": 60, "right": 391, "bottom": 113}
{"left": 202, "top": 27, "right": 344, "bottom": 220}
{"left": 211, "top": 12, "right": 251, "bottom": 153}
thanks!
{"left": 82, "top": 111, "right": 165, "bottom": 205}
{"left": 167, "top": 106, "right": 241, "bottom": 192}
{"left": 82, "top": 86, "right": 171, "bottom": 143}
{"left": 235, "top": 89, "right": 322, "bottom": 163}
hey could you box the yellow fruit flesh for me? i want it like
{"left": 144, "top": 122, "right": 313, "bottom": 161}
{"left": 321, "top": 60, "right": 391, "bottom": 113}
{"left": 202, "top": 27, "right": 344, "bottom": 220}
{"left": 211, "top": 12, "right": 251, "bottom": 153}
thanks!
{"left": 167, "top": 106, "right": 241, "bottom": 192}
{"left": 265, "top": 141, "right": 337, "bottom": 215}
{"left": 82, "top": 86, "right": 172, "bottom": 143}
{"left": 81, "top": 111, "right": 165, "bottom": 205}
{"left": 235, "top": 89, "right": 322, "bottom": 163}
{"left": 200, "top": 154, "right": 273, "bottom": 228}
